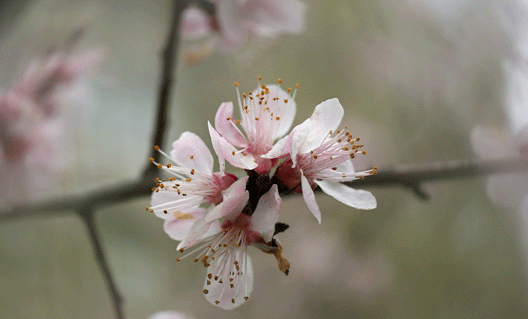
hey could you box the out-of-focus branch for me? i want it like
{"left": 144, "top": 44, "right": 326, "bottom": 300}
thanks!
{"left": 79, "top": 208, "right": 124, "bottom": 319}
{"left": 2, "top": 157, "right": 528, "bottom": 221}
{"left": 346, "top": 157, "right": 528, "bottom": 199}
{"left": 143, "top": 0, "right": 190, "bottom": 177}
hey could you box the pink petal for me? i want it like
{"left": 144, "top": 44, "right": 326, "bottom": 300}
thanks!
{"left": 214, "top": 102, "right": 247, "bottom": 148}
{"left": 470, "top": 126, "right": 514, "bottom": 160}
{"left": 180, "top": 7, "right": 213, "bottom": 40}
{"left": 148, "top": 311, "right": 193, "bottom": 319}
{"left": 163, "top": 207, "right": 207, "bottom": 241}
{"left": 216, "top": 0, "right": 247, "bottom": 50}
{"left": 203, "top": 253, "right": 253, "bottom": 310}
{"left": 206, "top": 181, "right": 249, "bottom": 222}
{"left": 299, "top": 98, "right": 344, "bottom": 154}
{"left": 208, "top": 121, "right": 257, "bottom": 171}
{"left": 301, "top": 173, "right": 322, "bottom": 224}
{"left": 316, "top": 180, "right": 377, "bottom": 210}
{"left": 290, "top": 118, "right": 311, "bottom": 167}
{"left": 250, "top": 184, "right": 281, "bottom": 242}
{"left": 170, "top": 131, "right": 214, "bottom": 174}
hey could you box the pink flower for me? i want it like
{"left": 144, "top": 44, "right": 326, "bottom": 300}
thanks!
{"left": 168, "top": 179, "right": 285, "bottom": 310}
{"left": 149, "top": 132, "right": 238, "bottom": 217}
{"left": 271, "top": 98, "right": 377, "bottom": 223}
{"left": 208, "top": 80, "right": 297, "bottom": 174}
{"left": 181, "top": 0, "right": 307, "bottom": 52}
{"left": 0, "top": 49, "right": 103, "bottom": 203}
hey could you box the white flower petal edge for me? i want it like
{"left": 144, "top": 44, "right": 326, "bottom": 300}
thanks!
{"left": 297, "top": 98, "right": 344, "bottom": 154}
{"left": 250, "top": 184, "right": 281, "bottom": 242}
{"left": 315, "top": 180, "right": 377, "bottom": 210}
{"left": 203, "top": 254, "right": 254, "bottom": 310}
{"left": 301, "top": 174, "right": 322, "bottom": 224}
{"left": 170, "top": 131, "right": 214, "bottom": 175}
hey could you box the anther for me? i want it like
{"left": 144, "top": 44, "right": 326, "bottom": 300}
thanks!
{"left": 203, "top": 289, "right": 209, "bottom": 294}
{"left": 163, "top": 210, "right": 168, "bottom": 214}
{"left": 234, "top": 81, "right": 239, "bottom": 86}
{"left": 361, "top": 150, "right": 367, "bottom": 155}
{"left": 154, "top": 145, "right": 160, "bottom": 151}
{"left": 277, "top": 78, "right": 283, "bottom": 84}
{"left": 157, "top": 164, "right": 162, "bottom": 169}
{"left": 231, "top": 298, "right": 235, "bottom": 303}
{"left": 166, "top": 163, "right": 171, "bottom": 168}
{"left": 258, "top": 76, "right": 262, "bottom": 80}
{"left": 149, "top": 157, "right": 155, "bottom": 163}
{"left": 190, "top": 169, "right": 195, "bottom": 175}
{"left": 295, "top": 83, "right": 299, "bottom": 88}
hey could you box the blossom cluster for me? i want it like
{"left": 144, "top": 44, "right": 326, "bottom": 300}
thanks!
{"left": 180, "top": 0, "right": 306, "bottom": 62}
{"left": 148, "top": 78, "right": 377, "bottom": 310}
{"left": 0, "top": 48, "right": 103, "bottom": 204}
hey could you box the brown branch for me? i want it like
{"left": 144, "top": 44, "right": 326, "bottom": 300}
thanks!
{"left": 346, "top": 157, "right": 528, "bottom": 199}
{"left": 142, "top": 0, "right": 191, "bottom": 177}
{"left": 2, "top": 157, "right": 527, "bottom": 222}
{"left": 79, "top": 209, "right": 124, "bottom": 319}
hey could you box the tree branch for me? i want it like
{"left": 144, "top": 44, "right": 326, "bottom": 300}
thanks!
{"left": 79, "top": 208, "right": 124, "bottom": 319}
{"left": 142, "top": 0, "right": 190, "bottom": 177}
{"left": 2, "top": 157, "right": 527, "bottom": 222}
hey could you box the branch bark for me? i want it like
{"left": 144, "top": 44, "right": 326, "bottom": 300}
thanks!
{"left": 2, "top": 157, "right": 527, "bottom": 221}
{"left": 142, "top": 0, "right": 190, "bottom": 177}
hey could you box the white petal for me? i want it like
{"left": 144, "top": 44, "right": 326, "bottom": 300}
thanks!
{"left": 150, "top": 190, "right": 202, "bottom": 219}
{"left": 170, "top": 131, "right": 214, "bottom": 175}
{"left": 177, "top": 216, "right": 221, "bottom": 250}
{"left": 299, "top": 98, "right": 344, "bottom": 154}
{"left": 250, "top": 184, "right": 281, "bottom": 242}
{"left": 267, "top": 84, "right": 297, "bottom": 139}
{"left": 203, "top": 253, "right": 253, "bottom": 310}
{"left": 163, "top": 208, "right": 206, "bottom": 241}
{"left": 301, "top": 174, "right": 322, "bottom": 224}
{"left": 290, "top": 118, "right": 311, "bottom": 167}
{"left": 148, "top": 310, "right": 194, "bottom": 319}
{"left": 262, "top": 130, "right": 293, "bottom": 159}
{"left": 316, "top": 180, "right": 377, "bottom": 210}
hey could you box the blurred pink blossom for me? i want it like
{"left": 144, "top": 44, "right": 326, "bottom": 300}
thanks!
{"left": 180, "top": 0, "right": 306, "bottom": 62}
{"left": 0, "top": 49, "right": 104, "bottom": 204}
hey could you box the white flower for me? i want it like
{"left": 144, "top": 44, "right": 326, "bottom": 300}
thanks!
{"left": 167, "top": 178, "right": 283, "bottom": 310}
{"left": 208, "top": 80, "right": 297, "bottom": 174}
{"left": 270, "top": 98, "right": 377, "bottom": 223}
{"left": 149, "top": 131, "right": 238, "bottom": 217}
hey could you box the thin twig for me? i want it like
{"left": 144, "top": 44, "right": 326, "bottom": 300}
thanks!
{"left": 143, "top": 0, "right": 190, "bottom": 177}
{"left": 79, "top": 208, "right": 124, "bottom": 319}
{"left": 2, "top": 157, "right": 527, "bottom": 221}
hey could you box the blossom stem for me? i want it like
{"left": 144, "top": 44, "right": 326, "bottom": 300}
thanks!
{"left": 142, "top": 0, "right": 191, "bottom": 177}
{"left": 79, "top": 209, "right": 124, "bottom": 319}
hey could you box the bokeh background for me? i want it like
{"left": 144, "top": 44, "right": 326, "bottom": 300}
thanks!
{"left": 1, "top": 0, "right": 528, "bottom": 318}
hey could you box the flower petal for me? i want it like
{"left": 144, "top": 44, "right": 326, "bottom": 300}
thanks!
{"left": 203, "top": 253, "right": 254, "bottom": 310}
{"left": 214, "top": 102, "right": 247, "bottom": 148}
{"left": 266, "top": 84, "right": 297, "bottom": 139}
{"left": 216, "top": 0, "right": 247, "bottom": 50}
{"left": 262, "top": 130, "right": 294, "bottom": 159}
{"left": 163, "top": 207, "right": 207, "bottom": 241}
{"left": 299, "top": 98, "right": 344, "bottom": 154}
{"left": 150, "top": 189, "right": 203, "bottom": 219}
{"left": 170, "top": 131, "right": 214, "bottom": 175}
{"left": 250, "top": 184, "right": 281, "bottom": 242}
{"left": 177, "top": 216, "right": 221, "bottom": 250}
{"left": 206, "top": 176, "right": 249, "bottom": 222}
{"left": 208, "top": 121, "right": 258, "bottom": 171}
{"left": 301, "top": 173, "right": 322, "bottom": 224}
{"left": 316, "top": 180, "right": 377, "bottom": 210}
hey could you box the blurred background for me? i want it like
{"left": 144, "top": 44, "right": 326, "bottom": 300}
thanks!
{"left": 1, "top": 0, "right": 528, "bottom": 318}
